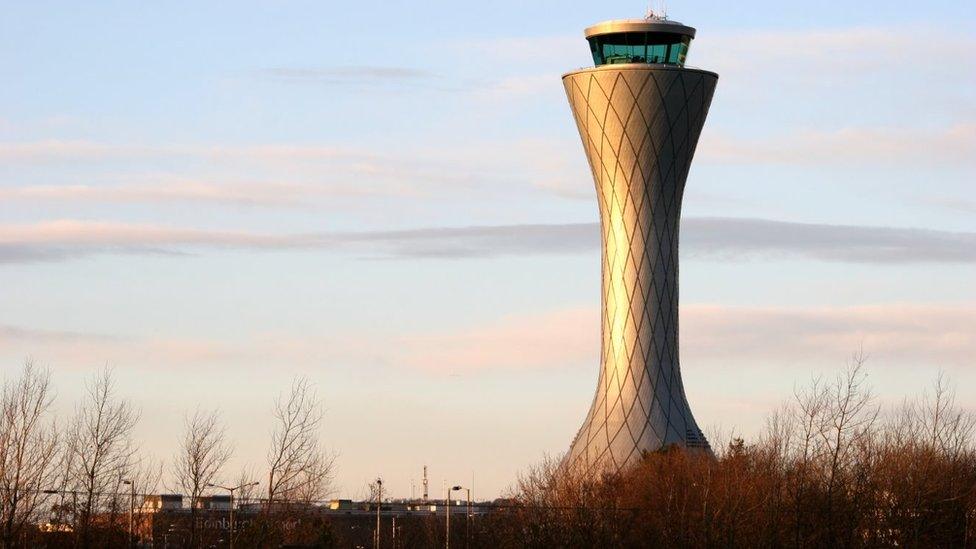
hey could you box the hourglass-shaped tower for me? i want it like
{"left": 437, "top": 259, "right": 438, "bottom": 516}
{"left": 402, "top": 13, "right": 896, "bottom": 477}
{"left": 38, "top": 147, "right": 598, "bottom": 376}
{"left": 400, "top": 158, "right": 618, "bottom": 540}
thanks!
{"left": 563, "top": 14, "right": 717, "bottom": 475}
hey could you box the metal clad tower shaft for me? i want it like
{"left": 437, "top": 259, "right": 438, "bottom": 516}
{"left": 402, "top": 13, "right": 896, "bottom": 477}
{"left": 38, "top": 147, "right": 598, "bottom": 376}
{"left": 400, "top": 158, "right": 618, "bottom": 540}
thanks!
{"left": 563, "top": 17, "right": 717, "bottom": 475}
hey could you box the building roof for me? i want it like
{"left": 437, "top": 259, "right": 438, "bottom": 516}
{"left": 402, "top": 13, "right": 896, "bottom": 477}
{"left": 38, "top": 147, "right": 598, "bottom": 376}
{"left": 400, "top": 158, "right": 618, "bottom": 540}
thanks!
{"left": 584, "top": 18, "right": 696, "bottom": 40}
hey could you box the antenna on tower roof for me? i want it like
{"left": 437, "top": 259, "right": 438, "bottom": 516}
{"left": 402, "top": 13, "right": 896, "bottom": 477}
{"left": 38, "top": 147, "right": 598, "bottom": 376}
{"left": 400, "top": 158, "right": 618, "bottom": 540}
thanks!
{"left": 646, "top": 1, "right": 668, "bottom": 21}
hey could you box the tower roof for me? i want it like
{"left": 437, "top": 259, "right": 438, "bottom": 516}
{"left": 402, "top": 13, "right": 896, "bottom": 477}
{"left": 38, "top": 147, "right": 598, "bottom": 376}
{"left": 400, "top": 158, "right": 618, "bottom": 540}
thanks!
{"left": 584, "top": 18, "right": 696, "bottom": 40}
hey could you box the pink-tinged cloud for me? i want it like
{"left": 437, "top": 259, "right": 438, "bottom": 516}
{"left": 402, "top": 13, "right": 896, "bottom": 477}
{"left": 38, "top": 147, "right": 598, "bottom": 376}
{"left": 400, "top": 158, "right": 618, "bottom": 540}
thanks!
{"left": 396, "top": 308, "right": 597, "bottom": 373}
{"left": 681, "top": 304, "right": 976, "bottom": 367}
{"left": 0, "top": 141, "right": 352, "bottom": 162}
{"left": 0, "top": 140, "right": 491, "bottom": 186}
{"left": 0, "top": 220, "right": 302, "bottom": 248}
{"left": 396, "top": 304, "right": 976, "bottom": 374}
{"left": 0, "top": 179, "right": 382, "bottom": 206}
{"left": 2, "top": 304, "right": 973, "bottom": 374}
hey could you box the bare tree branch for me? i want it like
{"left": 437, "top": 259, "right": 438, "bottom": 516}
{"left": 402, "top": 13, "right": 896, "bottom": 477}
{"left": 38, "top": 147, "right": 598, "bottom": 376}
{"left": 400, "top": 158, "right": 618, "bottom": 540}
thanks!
{"left": 65, "top": 367, "right": 139, "bottom": 546}
{"left": 0, "top": 359, "right": 60, "bottom": 547}
{"left": 265, "top": 377, "right": 334, "bottom": 510}
{"left": 172, "top": 408, "right": 232, "bottom": 547}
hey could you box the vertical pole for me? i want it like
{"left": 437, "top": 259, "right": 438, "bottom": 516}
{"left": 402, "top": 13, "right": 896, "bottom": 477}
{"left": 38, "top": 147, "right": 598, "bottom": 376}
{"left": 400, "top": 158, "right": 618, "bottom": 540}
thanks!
{"left": 375, "top": 479, "right": 382, "bottom": 549}
{"left": 128, "top": 484, "right": 134, "bottom": 547}
{"left": 229, "top": 488, "right": 235, "bottom": 549}
{"left": 445, "top": 488, "right": 450, "bottom": 549}
{"left": 114, "top": 481, "right": 120, "bottom": 538}
{"left": 465, "top": 488, "right": 471, "bottom": 549}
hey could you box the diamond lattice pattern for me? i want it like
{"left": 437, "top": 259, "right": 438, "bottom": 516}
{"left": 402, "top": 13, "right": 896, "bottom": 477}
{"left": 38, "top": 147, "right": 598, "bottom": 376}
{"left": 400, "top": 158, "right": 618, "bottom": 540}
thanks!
{"left": 562, "top": 67, "right": 718, "bottom": 476}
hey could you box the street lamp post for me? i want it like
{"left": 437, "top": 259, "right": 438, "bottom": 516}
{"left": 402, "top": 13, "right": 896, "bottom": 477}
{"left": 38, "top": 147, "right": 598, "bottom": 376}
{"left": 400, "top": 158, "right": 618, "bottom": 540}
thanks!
{"left": 121, "top": 480, "right": 134, "bottom": 547}
{"left": 446, "top": 485, "right": 461, "bottom": 549}
{"left": 449, "top": 486, "right": 471, "bottom": 549}
{"left": 374, "top": 478, "right": 383, "bottom": 549}
{"left": 208, "top": 481, "right": 259, "bottom": 549}
{"left": 464, "top": 487, "right": 471, "bottom": 549}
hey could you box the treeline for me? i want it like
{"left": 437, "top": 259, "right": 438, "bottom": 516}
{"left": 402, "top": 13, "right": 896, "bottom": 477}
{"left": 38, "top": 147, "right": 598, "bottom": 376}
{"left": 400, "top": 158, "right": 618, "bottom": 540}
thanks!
{"left": 3, "top": 356, "right": 976, "bottom": 548}
{"left": 479, "top": 357, "right": 976, "bottom": 548}
{"left": 0, "top": 360, "right": 334, "bottom": 548}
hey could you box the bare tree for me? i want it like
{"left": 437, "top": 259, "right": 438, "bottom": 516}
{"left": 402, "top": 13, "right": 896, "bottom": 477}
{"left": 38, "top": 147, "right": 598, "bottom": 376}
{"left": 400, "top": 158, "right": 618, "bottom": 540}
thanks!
{"left": 818, "top": 350, "right": 879, "bottom": 537}
{"left": 233, "top": 468, "right": 260, "bottom": 507}
{"left": 49, "top": 423, "right": 78, "bottom": 532}
{"left": 66, "top": 367, "right": 139, "bottom": 546}
{"left": 0, "top": 359, "right": 60, "bottom": 548}
{"left": 291, "top": 450, "right": 336, "bottom": 504}
{"left": 265, "top": 377, "right": 334, "bottom": 509}
{"left": 479, "top": 357, "right": 976, "bottom": 549}
{"left": 918, "top": 371, "right": 976, "bottom": 457}
{"left": 788, "top": 372, "right": 828, "bottom": 544}
{"left": 172, "top": 409, "right": 232, "bottom": 547}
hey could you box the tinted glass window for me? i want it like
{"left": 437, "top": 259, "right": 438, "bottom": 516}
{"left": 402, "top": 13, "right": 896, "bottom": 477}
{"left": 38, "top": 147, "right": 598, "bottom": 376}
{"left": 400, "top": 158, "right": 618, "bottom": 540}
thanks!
{"left": 588, "top": 33, "right": 691, "bottom": 67}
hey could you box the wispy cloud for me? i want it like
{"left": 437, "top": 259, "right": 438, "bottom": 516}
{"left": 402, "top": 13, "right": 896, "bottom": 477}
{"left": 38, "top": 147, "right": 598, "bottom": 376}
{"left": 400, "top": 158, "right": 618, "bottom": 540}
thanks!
{"left": 0, "top": 141, "right": 509, "bottom": 200}
{"left": 4, "top": 303, "right": 973, "bottom": 373}
{"left": 256, "top": 66, "right": 436, "bottom": 85}
{"left": 0, "top": 220, "right": 593, "bottom": 263}
{"left": 0, "top": 179, "right": 388, "bottom": 206}
{"left": 699, "top": 124, "right": 976, "bottom": 167}
{"left": 0, "top": 141, "right": 501, "bottom": 208}
{"left": 684, "top": 217, "right": 976, "bottom": 264}
{"left": 1, "top": 217, "right": 974, "bottom": 265}
{"left": 682, "top": 304, "right": 976, "bottom": 368}
{"left": 1, "top": 120, "right": 968, "bottom": 214}
{"left": 1, "top": 118, "right": 970, "bottom": 216}
{"left": 398, "top": 308, "right": 595, "bottom": 372}
{"left": 402, "top": 303, "right": 976, "bottom": 373}
{"left": 0, "top": 324, "right": 118, "bottom": 344}
{"left": 0, "top": 141, "right": 352, "bottom": 163}
{"left": 926, "top": 196, "right": 976, "bottom": 215}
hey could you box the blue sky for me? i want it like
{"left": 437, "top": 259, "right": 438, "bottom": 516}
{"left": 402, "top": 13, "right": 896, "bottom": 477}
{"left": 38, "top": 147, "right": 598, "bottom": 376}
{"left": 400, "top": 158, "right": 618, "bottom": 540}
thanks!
{"left": 1, "top": 0, "right": 974, "bottom": 499}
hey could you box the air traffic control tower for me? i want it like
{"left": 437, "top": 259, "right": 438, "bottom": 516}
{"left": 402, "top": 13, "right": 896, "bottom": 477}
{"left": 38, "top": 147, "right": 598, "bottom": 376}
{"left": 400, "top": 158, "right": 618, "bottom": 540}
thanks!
{"left": 563, "top": 13, "right": 717, "bottom": 475}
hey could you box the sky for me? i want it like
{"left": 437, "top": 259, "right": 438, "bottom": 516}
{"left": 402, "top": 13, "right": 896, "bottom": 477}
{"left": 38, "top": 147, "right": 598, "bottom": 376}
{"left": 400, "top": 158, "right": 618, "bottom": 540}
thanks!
{"left": 1, "top": 0, "right": 974, "bottom": 500}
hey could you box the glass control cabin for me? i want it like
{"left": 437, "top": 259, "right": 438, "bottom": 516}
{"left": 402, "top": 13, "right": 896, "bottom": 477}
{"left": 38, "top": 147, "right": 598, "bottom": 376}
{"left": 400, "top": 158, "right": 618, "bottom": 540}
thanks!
{"left": 585, "top": 18, "right": 697, "bottom": 67}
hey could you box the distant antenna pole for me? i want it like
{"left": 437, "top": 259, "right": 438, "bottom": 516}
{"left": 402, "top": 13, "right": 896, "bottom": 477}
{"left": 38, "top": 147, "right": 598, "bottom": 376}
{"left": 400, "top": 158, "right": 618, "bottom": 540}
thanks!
{"left": 422, "top": 465, "right": 429, "bottom": 503}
